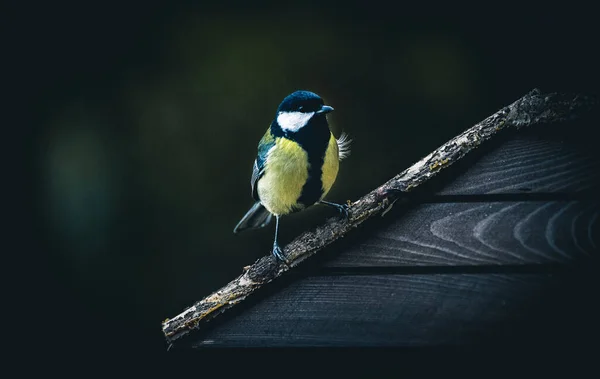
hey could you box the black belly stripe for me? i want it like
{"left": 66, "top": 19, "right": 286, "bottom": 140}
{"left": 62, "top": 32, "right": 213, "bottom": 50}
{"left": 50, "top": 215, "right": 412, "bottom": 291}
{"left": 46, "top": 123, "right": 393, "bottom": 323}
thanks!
{"left": 271, "top": 114, "right": 331, "bottom": 210}
{"left": 296, "top": 150, "right": 326, "bottom": 207}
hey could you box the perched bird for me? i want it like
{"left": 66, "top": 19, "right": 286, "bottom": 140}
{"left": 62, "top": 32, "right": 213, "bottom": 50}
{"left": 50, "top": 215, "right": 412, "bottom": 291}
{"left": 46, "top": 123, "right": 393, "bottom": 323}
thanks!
{"left": 233, "top": 90, "right": 351, "bottom": 264}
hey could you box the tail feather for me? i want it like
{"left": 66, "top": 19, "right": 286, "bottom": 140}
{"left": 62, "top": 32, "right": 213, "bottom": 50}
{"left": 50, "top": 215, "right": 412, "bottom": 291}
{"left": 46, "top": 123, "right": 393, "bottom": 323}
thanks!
{"left": 233, "top": 202, "right": 273, "bottom": 233}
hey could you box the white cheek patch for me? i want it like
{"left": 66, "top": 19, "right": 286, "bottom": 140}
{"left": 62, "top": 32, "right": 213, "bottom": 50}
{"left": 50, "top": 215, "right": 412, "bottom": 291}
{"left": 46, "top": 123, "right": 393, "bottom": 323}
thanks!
{"left": 276, "top": 111, "right": 314, "bottom": 132}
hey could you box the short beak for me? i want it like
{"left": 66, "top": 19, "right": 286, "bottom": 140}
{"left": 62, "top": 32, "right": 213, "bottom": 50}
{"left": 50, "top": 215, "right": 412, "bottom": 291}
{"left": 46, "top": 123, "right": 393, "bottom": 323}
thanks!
{"left": 316, "top": 105, "right": 334, "bottom": 114}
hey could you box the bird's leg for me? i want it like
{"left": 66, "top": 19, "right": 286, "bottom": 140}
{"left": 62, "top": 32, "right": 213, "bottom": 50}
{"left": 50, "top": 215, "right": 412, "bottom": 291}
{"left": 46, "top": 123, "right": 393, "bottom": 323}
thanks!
{"left": 272, "top": 215, "right": 289, "bottom": 266}
{"left": 319, "top": 200, "right": 350, "bottom": 219}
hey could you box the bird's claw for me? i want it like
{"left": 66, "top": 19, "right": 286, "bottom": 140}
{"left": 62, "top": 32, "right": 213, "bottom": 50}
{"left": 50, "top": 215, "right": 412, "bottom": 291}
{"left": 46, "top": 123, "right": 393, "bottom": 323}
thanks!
{"left": 319, "top": 200, "right": 351, "bottom": 220}
{"left": 337, "top": 203, "right": 350, "bottom": 219}
{"left": 330, "top": 202, "right": 350, "bottom": 219}
{"left": 272, "top": 244, "right": 289, "bottom": 267}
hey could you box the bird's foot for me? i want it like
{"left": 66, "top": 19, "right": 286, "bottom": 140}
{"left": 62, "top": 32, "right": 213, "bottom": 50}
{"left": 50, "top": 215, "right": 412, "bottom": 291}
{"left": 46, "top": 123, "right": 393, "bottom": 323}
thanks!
{"left": 335, "top": 203, "right": 350, "bottom": 219}
{"left": 272, "top": 243, "right": 290, "bottom": 267}
{"left": 319, "top": 200, "right": 351, "bottom": 220}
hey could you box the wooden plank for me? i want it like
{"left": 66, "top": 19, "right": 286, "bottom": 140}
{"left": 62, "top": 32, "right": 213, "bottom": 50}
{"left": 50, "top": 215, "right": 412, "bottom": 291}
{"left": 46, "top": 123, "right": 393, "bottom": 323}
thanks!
{"left": 318, "top": 123, "right": 600, "bottom": 267}
{"left": 437, "top": 133, "right": 600, "bottom": 195}
{"left": 186, "top": 271, "right": 597, "bottom": 347}
{"left": 323, "top": 201, "right": 598, "bottom": 267}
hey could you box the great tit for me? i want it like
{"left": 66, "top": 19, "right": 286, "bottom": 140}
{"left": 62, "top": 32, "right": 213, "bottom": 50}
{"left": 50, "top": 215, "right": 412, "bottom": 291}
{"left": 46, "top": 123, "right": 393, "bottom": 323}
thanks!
{"left": 233, "top": 90, "right": 351, "bottom": 264}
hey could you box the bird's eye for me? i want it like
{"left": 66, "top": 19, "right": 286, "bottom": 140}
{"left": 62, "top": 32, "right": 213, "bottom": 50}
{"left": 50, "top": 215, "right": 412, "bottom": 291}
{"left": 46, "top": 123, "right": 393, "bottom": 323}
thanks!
{"left": 298, "top": 106, "right": 304, "bottom": 111}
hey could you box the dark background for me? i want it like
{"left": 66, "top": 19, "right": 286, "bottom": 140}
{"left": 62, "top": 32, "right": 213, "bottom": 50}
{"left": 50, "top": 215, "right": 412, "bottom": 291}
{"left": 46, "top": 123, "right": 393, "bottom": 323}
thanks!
{"left": 9, "top": 0, "right": 599, "bottom": 366}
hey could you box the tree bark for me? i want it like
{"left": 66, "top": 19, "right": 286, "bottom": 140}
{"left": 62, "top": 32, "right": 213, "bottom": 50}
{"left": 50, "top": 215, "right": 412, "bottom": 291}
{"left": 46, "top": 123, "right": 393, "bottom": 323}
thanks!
{"left": 161, "top": 88, "right": 596, "bottom": 347}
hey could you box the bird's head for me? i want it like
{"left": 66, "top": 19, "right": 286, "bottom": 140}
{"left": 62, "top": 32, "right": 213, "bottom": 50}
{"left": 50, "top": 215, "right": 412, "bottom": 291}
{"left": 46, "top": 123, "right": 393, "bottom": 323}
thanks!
{"left": 275, "top": 90, "right": 334, "bottom": 133}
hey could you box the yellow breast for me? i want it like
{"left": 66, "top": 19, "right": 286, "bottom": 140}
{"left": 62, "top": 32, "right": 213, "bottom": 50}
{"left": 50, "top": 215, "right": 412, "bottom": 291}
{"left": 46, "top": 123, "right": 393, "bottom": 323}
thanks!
{"left": 257, "top": 138, "right": 309, "bottom": 216}
{"left": 321, "top": 133, "right": 340, "bottom": 199}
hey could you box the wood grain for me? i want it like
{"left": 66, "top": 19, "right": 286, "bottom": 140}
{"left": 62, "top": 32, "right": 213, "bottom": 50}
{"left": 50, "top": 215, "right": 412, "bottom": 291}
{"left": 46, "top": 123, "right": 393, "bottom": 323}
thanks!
{"left": 323, "top": 201, "right": 599, "bottom": 267}
{"left": 185, "top": 272, "right": 597, "bottom": 347}
{"left": 438, "top": 134, "right": 600, "bottom": 195}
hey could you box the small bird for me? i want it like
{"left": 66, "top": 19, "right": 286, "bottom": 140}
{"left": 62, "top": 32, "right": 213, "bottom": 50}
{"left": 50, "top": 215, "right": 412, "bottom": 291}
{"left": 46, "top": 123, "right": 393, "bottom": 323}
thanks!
{"left": 233, "top": 90, "right": 351, "bottom": 264}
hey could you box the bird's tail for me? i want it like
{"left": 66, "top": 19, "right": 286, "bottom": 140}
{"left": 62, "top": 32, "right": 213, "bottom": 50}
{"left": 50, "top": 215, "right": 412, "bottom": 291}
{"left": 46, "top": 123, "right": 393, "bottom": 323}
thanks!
{"left": 233, "top": 201, "right": 273, "bottom": 234}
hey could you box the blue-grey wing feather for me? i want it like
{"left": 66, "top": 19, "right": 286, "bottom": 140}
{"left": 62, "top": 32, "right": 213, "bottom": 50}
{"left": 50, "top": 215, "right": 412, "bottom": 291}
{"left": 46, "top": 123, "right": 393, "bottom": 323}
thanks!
{"left": 251, "top": 159, "right": 263, "bottom": 201}
{"left": 251, "top": 129, "right": 276, "bottom": 201}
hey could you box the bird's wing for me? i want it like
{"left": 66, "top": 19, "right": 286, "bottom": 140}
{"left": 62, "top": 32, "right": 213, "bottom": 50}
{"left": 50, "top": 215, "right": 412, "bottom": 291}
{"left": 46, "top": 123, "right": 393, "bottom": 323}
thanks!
{"left": 336, "top": 132, "right": 352, "bottom": 161}
{"left": 250, "top": 159, "right": 263, "bottom": 201}
{"left": 251, "top": 127, "right": 276, "bottom": 201}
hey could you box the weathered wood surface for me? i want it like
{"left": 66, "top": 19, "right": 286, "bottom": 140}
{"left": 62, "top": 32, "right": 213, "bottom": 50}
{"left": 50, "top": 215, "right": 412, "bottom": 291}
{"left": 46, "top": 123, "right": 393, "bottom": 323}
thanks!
{"left": 189, "top": 271, "right": 597, "bottom": 347}
{"left": 323, "top": 201, "right": 599, "bottom": 267}
{"left": 316, "top": 119, "right": 599, "bottom": 269}
{"left": 162, "top": 89, "right": 596, "bottom": 345}
{"left": 438, "top": 131, "right": 600, "bottom": 195}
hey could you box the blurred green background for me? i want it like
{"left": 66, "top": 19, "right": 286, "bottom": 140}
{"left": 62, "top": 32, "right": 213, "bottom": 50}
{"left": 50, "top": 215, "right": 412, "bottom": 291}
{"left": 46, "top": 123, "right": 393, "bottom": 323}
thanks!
{"left": 12, "top": 1, "right": 598, "bottom": 358}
